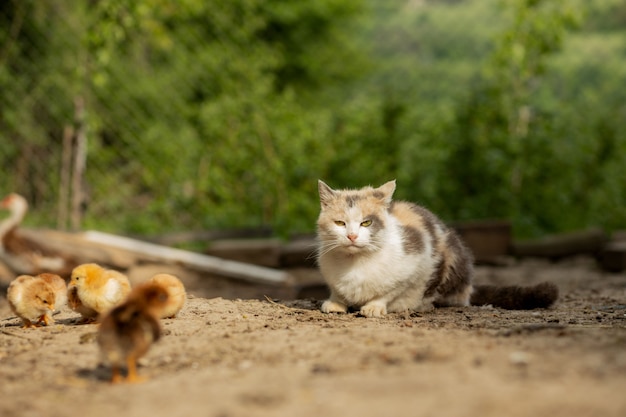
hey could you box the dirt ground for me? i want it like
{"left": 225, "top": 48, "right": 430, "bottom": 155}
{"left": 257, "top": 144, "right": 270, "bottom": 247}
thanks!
{"left": 1, "top": 256, "right": 625, "bottom": 417}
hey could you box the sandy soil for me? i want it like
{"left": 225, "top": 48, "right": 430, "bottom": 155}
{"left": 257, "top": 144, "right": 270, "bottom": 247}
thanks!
{"left": 1, "top": 256, "right": 625, "bottom": 417}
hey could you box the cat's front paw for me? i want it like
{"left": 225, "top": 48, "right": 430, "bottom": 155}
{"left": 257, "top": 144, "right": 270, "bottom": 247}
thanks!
{"left": 360, "top": 302, "right": 387, "bottom": 318}
{"left": 321, "top": 300, "right": 348, "bottom": 314}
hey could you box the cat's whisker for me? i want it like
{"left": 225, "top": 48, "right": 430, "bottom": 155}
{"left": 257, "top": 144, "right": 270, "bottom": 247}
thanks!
{"left": 303, "top": 242, "right": 322, "bottom": 262}
{"left": 316, "top": 242, "right": 341, "bottom": 258}
{"left": 305, "top": 251, "right": 319, "bottom": 262}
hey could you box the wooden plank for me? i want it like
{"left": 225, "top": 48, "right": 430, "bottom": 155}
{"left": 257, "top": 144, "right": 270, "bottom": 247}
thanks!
{"left": 19, "top": 228, "right": 139, "bottom": 269}
{"left": 599, "top": 241, "right": 626, "bottom": 272}
{"left": 453, "top": 220, "right": 512, "bottom": 263}
{"left": 280, "top": 237, "right": 318, "bottom": 268}
{"left": 144, "top": 227, "right": 273, "bottom": 246}
{"left": 511, "top": 228, "right": 608, "bottom": 259}
{"left": 126, "top": 263, "right": 297, "bottom": 300}
{"left": 206, "top": 238, "right": 282, "bottom": 268}
{"left": 610, "top": 230, "right": 626, "bottom": 242}
{"left": 82, "top": 231, "right": 291, "bottom": 286}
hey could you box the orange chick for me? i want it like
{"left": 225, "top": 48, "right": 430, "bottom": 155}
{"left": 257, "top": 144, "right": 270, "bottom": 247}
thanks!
{"left": 148, "top": 273, "right": 186, "bottom": 318}
{"left": 36, "top": 273, "right": 68, "bottom": 325}
{"left": 97, "top": 282, "right": 169, "bottom": 383}
{"left": 67, "top": 263, "right": 131, "bottom": 322}
{"left": 6, "top": 275, "right": 56, "bottom": 328}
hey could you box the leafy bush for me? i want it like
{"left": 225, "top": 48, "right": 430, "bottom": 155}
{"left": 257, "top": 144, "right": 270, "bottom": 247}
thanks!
{"left": 1, "top": 0, "right": 624, "bottom": 239}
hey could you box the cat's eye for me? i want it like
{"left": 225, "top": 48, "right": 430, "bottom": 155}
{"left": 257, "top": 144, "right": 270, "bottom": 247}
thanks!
{"left": 334, "top": 220, "right": 346, "bottom": 226}
{"left": 361, "top": 220, "right": 372, "bottom": 227}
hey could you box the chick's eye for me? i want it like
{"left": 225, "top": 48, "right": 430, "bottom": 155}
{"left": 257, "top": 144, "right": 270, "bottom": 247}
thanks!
{"left": 361, "top": 220, "right": 372, "bottom": 227}
{"left": 334, "top": 220, "right": 346, "bottom": 227}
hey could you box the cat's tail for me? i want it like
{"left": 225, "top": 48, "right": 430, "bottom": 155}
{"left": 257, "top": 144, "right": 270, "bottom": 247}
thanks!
{"left": 470, "top": 282, "right": 558, "bottom": 310}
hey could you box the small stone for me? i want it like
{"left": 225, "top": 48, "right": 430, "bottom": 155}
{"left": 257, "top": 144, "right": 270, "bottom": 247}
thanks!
{"left": 509, "top": 351, "right": 531, "bottom": 367}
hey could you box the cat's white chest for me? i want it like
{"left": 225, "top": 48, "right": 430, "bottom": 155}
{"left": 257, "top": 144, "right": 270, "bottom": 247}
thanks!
{"left": 319, "top": 234, "right": 434, "bottom": 306}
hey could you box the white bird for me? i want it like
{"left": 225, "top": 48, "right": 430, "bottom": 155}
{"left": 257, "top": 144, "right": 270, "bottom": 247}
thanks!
{"left": 0, "top": 193, "right": 75, "bottom": 276}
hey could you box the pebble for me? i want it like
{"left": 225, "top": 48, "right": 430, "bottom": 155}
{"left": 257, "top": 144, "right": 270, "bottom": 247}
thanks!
{"left": 509, "top": 351, "right": 531, "bottom": 366}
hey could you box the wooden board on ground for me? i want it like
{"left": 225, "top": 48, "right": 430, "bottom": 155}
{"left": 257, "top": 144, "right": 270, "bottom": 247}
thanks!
{"left": 82, "top": 231, "right": 292, "bottom": 286}
{"left": 453, "top": 220, "right": 512, "bottom": 263}
{"left": 19, "top": 228, "right": 139, "bottom": 268}
{"left": 205, "top": 236, "right": 318, "bottom": 269}
{"left": 125, "top": 263, "right": 297, "bottom": 300}
{"left": 280, "top": 237, "right": 317, "bottom": 268}
{"left": 511, "top": 228, "right": 608, "bottom": 259}
{"left": 206, "top": 238, "right": 283, "bottom": 268}
{"left": 16, "top": 228, "right": 293, "bottom": 286}
{"left": 598, "top": 240, "right": 626, "bottom": 272}
{"left": 145, "top": 227, "right": 273, "bottom": 246}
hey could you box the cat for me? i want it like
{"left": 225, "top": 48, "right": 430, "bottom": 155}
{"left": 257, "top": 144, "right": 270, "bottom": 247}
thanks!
{"left": 316, "top": 180, "right": 558, "bottom": 318}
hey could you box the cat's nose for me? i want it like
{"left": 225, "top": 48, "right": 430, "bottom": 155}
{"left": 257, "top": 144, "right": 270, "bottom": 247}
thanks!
{"left": 347, "top": 234, "right": 358, "bottom": 242}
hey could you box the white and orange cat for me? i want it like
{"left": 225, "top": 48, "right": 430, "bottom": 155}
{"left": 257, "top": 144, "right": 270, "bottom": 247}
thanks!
{"left": 316, "top": 180, "right": 557, "bottom": 317}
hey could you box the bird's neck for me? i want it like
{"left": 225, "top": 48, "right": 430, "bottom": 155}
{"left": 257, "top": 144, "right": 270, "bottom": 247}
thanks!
{"left": 0, "top": 204, "right": 26, "bottom": 240}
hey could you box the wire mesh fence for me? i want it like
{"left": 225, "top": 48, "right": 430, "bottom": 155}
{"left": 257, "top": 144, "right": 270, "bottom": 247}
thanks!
{"left": 2, "top": 1, "right": 625, "bottom": 238}
{"left": 1, "top": 0, "right": 311, "bottom": 235}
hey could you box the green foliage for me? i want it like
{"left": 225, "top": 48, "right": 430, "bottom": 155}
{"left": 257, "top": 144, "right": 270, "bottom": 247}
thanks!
{"left": 0, "top": 0, "right": 83, "bottom": 222}
{"left": 77, "top": 0, "right": 365, "bottom": 235}
{"left": 367, "top": 0, "right": 625, "bottom": 237}
{"left": 437, "top": 0, "right": 626, "bottom": 236}
{"left": 0, "top": 0, "right": 625, "bottom": 239}
{"left": 443, "top": 1, "right": 582, "bottom": 218}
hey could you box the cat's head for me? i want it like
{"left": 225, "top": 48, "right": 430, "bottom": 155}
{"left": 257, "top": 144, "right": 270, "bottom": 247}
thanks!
{"left": 316, "top": 180, "right": 396, "bottom": 255}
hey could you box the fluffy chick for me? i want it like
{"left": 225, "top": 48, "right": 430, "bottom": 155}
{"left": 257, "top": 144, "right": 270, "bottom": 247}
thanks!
{"left": 97, "top": 282, "right": 169, "bottom": 383}
{"left": 148, "top": 273, "right": 186, "bottom": 318}
{"left": 68, "top": 263, "right": 131, "bottom": 323}
{"left": 7, "top": 275, "right": 56, "bottom": 328}
{"left": 35, "top": 273, "right": 68, "bottom": 325}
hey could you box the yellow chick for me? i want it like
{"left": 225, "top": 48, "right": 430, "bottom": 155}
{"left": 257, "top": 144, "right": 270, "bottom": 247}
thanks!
{"left": 35, "top": 273, "right": 68, "bottom": 325}
{"left": 7, "top": 275, "right": 55, "bottom": 328}
{"left": 148, "top": 273, "right": 186, "bottom": 318}
{"left": 68, "top": 263, "right": 131, "bottom": 323}
{"left": 97, "top": 282, "right": 170, "bottom": 384}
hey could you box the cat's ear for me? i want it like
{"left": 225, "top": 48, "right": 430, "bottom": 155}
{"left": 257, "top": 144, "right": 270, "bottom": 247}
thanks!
{"left": 375, "top": 180, "right": 396, "bottom": 205}
{"left": 318, "top": 180, "right": 336, "bottom": 207}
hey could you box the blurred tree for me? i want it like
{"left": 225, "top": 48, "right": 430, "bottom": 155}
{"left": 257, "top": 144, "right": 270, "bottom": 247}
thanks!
{"left": 79, "top": 0, "right": 366, "bottom": 234}
{"left": 0, "top": 0, "right": 84, "bottom": 222}
{"left": 441, "top": 0, "right": 585, "bottom": 235}
{"left": 1, "top": 0, "right": 624, "bottom": 238}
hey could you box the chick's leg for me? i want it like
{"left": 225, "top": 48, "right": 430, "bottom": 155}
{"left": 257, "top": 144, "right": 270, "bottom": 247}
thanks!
{"left": 125, "top": 355, "right": 146, "bottom": 384}
{"left": 36, "top": 314, "right": 54, "bottom": 327}
{"left": 22, "top": 319, "right": 41, "bottom": 329}
{"left": 110, "top": 365, "right": 124, "bottom": 384}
